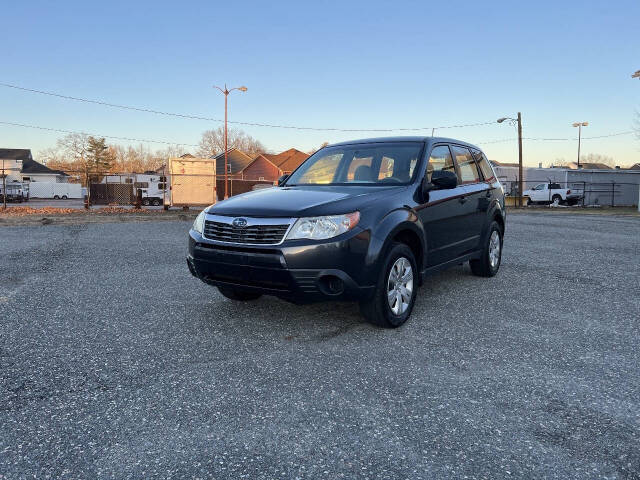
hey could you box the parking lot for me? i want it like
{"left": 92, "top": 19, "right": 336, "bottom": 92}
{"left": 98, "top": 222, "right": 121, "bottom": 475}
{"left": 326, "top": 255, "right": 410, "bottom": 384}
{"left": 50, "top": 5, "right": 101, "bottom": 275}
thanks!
{"left": 1, "top": 213, "right": 639, "bottom": 478}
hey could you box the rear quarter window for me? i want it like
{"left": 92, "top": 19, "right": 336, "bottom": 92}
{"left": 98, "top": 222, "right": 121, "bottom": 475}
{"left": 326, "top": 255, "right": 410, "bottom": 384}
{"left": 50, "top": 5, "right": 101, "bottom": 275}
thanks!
{"left": 472, "top": 149, "right": 496, "bottom": 181}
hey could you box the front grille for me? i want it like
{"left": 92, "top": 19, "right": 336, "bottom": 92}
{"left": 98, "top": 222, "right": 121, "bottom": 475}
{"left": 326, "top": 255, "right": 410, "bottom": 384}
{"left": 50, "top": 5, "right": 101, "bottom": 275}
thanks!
{"left": 203, "top": 220, "right": 290, "bottom": 245}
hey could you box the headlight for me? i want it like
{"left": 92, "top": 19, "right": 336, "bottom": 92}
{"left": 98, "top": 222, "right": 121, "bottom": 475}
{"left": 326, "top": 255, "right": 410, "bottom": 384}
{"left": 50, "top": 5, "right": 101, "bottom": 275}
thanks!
{"left": 286, "top": 212, "right": 360, "bottom": 240}
{"left": 193, "top": 210, "right": 206, "bottom": 233}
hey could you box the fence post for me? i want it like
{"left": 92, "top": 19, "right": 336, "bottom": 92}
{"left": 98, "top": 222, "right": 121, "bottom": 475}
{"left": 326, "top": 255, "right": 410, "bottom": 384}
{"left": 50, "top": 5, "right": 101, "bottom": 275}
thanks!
{"left": 611, "top": 181, "right": 615, "bottom": 208}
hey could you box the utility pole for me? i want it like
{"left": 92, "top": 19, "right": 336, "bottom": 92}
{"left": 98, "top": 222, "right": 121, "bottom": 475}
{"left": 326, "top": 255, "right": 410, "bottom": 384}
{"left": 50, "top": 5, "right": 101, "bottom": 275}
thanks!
{"left": 517, "top": 112, "right": 523, "bottom": 208}
{"left": 497, "top": 113, "right": 524, "bottom": 207}
{"left": 2, "top": 159, "right": 6, "bottom": 210}
{"left": 213, "top": 84, "right": 247, "bottom": 199}
{"left": 572, "top": 122, "right": 588, "bottom": 169}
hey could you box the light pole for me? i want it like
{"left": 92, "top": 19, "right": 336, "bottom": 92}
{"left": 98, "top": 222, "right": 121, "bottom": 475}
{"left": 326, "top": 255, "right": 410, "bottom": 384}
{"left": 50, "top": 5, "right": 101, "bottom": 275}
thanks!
{"left": 572, "top": 122, "right": 588, "bottom": 168}
{"left": 213, "top": 84, "right": 247, "bottom": 199}
{"left": 497, "top": 113, "right": 523, "bottom": 207}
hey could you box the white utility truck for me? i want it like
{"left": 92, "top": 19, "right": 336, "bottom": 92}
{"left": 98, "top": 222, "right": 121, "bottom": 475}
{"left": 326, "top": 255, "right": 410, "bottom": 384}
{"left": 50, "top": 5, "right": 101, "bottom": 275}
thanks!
{"left": 523, "top": 182, "right": 583, "bottom": 206}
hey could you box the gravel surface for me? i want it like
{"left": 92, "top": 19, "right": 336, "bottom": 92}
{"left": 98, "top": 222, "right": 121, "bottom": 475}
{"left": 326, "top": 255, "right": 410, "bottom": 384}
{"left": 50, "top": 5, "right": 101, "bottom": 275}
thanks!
{"left": 1, "top": 213, "right": 639, "bottom": 479}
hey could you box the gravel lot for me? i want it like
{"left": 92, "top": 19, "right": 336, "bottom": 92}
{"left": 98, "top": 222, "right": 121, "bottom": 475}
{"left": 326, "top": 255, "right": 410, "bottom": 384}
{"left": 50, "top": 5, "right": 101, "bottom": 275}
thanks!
{"left": 1, "top": 213, "right": 639, "bottom": 479}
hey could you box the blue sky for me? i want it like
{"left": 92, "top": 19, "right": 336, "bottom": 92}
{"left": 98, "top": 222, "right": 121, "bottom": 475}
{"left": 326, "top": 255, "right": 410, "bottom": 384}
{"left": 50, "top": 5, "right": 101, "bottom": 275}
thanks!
{"left": 2, "top": 0, "right": 639, "bottom": 166}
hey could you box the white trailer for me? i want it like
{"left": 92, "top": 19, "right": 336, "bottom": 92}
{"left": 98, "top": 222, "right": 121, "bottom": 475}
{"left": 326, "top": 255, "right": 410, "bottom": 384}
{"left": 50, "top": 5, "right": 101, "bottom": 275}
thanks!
{"left": 165, "top": 157, "right": 216, "bottom": 209}
{"left": 28, "top": 182, "right": 83, "bottom": 199}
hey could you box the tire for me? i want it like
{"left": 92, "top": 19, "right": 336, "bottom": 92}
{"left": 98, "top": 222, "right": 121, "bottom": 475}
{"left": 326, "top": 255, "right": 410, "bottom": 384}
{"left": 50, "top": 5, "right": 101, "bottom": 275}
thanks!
{"left": 218, "top": 286, "right": 262, "bottom": 301}
{"left": 61, "top": 195, "right": 68, "bottom": 200}
{"left": 142, "top": 198, "right": 150, "bottom": 206}
{"left": 53, "top": 195, "right": 59, "bottom": 200}
{"left": 470, "top": 221, "right": 503, "bottom": 277}
{"left": 551, "top": 194, "right": 562, "bottom": 206}
{"left": 359, "top": 242, "right": 418, "bottom": 328}
{"left": 152, "top": 199, "right": 161, "bottom": 206}
{"left": 524, "top": 197, "right": 531, "bottom": 206}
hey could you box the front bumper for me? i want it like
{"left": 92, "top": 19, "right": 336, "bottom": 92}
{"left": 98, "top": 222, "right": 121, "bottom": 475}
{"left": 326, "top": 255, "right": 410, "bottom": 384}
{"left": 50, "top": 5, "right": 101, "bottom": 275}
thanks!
{"left": 187, "top": 229, "right": 375, "bottom": 302}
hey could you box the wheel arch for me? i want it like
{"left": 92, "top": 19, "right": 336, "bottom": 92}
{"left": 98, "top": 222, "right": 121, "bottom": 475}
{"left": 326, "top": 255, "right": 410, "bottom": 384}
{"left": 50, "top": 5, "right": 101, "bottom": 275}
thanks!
{"left": 370, "top": 208, "right": 427, "bottom": 279}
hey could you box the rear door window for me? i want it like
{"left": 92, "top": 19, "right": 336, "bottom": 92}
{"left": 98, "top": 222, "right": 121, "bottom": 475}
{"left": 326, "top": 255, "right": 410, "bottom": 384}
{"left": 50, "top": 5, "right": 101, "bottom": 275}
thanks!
{"left": 451, "top": 146, "right": 480, "bottom": 184}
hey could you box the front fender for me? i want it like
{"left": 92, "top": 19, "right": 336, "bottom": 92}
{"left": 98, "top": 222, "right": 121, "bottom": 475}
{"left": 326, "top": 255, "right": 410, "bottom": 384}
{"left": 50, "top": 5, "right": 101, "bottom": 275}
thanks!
{"left": 366, "top": 207, "right": 426, "bottom": 275}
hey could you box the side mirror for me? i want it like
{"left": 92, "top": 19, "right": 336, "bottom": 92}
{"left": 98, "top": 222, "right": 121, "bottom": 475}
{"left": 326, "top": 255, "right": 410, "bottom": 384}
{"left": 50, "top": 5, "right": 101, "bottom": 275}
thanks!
{"left": 277, "top": 174, "right": 289, "bottom": 186}
{"left": 431, "top": 170, "right": 458, "bottom": 189}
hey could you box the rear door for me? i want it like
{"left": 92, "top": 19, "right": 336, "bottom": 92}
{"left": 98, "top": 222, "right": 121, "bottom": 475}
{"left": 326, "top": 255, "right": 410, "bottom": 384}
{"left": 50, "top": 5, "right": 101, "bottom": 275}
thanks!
{"left": 417, "top": 144, "right": 469, "bottom": 267}
{"left": 450, "top": 145, "right": 485, "bottom": 254}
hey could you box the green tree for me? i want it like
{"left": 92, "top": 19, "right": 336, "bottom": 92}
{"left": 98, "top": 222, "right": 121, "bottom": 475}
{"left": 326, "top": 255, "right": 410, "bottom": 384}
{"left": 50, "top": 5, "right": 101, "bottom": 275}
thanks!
{"left": 86, "top": 137, "right": 114, "bottom": 175}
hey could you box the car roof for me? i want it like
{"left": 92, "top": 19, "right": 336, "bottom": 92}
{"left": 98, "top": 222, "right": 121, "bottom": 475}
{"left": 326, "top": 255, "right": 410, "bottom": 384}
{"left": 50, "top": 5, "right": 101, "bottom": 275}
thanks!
{"left": 328, "top": 136, "right": 483, "bottom": 151}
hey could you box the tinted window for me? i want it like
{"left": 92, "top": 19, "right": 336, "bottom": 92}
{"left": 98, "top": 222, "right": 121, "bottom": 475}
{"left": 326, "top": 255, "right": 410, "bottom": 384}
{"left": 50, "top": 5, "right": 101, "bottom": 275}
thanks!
{"left": 471, "top": 149, "right": 495, "bottom": 181}
{"left": 426, "top": 145, "right": 455, "bottom": 181}
{"left": 549, "top": 183, "right": 561, "bottom": 189}
{"left": 451, "top": 146, "right": 480, "bottom": 184}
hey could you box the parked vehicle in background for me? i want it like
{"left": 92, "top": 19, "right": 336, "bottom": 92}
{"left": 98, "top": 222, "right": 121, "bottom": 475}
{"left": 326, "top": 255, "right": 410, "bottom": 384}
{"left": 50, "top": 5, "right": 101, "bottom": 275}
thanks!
{"left": 165, "top": 157, "right": 216, "bottom": 209}
{"left": 523, "top": 182, "right": 583, "bottom": 205}
{"left": 187, "top": 137, "right": 506, "bottom": 328}
{"left": 131, "top": 175, "right": 167, "bottom": 206}
{"left": 28, "top": 182, "right": 82, "bottom": 200}
{"left": 0, "top": 182, "right": 27, "bottom": 202}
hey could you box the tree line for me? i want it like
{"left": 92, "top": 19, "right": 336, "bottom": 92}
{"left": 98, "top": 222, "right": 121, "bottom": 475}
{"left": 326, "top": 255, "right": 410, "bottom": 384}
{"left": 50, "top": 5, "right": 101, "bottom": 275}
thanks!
{"left": 38, "top": 127, "right": 328, "bottom": 185}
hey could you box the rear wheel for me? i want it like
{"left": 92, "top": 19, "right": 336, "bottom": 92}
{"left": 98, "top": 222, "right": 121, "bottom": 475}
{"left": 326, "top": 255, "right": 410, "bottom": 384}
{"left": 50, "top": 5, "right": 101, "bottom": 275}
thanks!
{"left": 152, "top": 198, "right": 161, "bottom": 206}
{"left": 61, "top": 195, "right": 68, "bottom": 200}
{"left": 551, "top": 194, "right": 562, "bottom": 206}
{"left": 218, "top": 286, "right": 262, "bottom": 301}
{"left": 470, "top": 221, "right": 503, "bottom": 277}
{"left": 142, "top": 198, "right": 150, "bottom": 206}
{"left": 359, "top": 242, "right": 417, "bottom": 328}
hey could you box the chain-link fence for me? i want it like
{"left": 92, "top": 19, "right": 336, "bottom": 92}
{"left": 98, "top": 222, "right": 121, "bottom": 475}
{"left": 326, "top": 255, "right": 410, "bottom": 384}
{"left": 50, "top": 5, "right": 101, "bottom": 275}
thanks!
{"left": 502, "top": 179, "right": 639, "bottom": 207}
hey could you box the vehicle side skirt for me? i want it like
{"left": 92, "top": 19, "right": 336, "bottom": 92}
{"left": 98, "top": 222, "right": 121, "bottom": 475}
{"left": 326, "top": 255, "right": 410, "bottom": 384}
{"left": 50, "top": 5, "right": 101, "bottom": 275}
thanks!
{"left": 420, "top": 251, "right": 481, "bottom": 280}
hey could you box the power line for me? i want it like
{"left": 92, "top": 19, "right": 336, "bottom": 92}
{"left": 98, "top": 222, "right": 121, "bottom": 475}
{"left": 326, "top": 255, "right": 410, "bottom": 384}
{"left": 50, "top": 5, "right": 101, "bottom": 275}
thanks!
{"left": 477, "top": 131, "right": 635, "bottom": 145}
{"left": 0, "top": 121, "right": 198, "bottom": 147}
{"left": 1, "top": 119, "right": 635, "bottom": 150}
{"left": 0, "top": 82, "right": 496, "bottom": 132}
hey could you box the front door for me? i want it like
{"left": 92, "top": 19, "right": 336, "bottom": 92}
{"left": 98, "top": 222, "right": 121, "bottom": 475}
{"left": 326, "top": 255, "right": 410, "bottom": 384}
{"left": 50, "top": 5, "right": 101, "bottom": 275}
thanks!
{"left": 417, "top": 144, "right": 470, "bottom": 267}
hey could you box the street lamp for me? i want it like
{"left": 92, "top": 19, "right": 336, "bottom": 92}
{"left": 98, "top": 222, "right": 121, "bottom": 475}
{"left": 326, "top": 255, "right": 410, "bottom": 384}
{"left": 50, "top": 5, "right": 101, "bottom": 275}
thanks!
{"left": 572, "top": 121, "right": 588, "bottom": 169}
{"left": 497, "top": 112, "right": 523, "bottom": 207}
{"left": 213, "top": 84, "right": 248, "bottom": 199}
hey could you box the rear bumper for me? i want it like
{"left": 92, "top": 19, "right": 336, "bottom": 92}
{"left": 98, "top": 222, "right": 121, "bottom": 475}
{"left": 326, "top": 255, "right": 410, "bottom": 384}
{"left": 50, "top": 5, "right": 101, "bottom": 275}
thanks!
{"left": 187, "top": 229, "right": 375, "bottom": 302}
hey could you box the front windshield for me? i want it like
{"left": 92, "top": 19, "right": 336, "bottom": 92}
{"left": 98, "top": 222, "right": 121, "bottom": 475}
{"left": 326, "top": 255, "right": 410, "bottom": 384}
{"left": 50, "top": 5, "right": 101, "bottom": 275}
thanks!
{"left": 285, "top": 142, "right": 423, "bottom": 186}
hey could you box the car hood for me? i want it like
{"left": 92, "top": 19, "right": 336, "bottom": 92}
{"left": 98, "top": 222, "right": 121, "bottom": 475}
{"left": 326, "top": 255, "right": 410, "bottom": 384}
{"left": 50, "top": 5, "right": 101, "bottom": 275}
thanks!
{"left": 207, "top": 185, "right": 406, "bottom": 217}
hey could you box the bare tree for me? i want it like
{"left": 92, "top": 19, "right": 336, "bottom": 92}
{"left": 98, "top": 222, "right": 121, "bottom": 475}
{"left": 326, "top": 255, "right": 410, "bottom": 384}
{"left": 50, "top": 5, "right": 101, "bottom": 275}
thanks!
{"left": 197, "top": 127, "right": 265, "bottom": 157}
{"left": 307, "top": 142, "right": 329, "bottom": 155}
{"left": 580, "top": 153, "right": 616, "bottom": 167}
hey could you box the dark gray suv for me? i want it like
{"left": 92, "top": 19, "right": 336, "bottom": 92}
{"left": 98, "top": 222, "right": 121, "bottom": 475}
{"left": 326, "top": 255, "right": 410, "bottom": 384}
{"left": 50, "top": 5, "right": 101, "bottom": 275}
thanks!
{"left": 187, "top": 137, "right": 506, "bottom": 328}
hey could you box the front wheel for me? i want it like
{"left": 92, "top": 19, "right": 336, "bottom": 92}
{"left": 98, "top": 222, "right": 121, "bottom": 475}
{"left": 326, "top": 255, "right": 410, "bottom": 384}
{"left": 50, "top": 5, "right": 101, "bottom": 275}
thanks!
{"left": 218, "top": 286, "right": 262, "bottom": 301}
{"left": 359, "top": 242, "right": 418, "bottom": 328}
{"left": 470, "top": 221, "right": 503, "bottom": 277}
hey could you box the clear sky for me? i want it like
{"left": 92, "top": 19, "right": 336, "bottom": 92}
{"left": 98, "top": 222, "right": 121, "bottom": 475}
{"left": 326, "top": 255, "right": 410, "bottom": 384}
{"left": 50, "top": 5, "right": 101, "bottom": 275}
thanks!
{"left": 2, "top": 0, "right": 639, "bottom": 166}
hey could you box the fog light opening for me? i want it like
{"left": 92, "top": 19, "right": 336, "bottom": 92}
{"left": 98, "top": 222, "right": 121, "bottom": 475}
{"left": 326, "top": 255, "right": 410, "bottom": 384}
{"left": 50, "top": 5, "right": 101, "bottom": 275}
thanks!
{"left": 319, "top": 275, "right": 345, "bottom": 295}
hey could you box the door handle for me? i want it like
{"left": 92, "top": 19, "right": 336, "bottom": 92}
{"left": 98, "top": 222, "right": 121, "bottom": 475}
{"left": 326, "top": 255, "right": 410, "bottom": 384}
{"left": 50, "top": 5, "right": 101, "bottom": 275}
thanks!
{"left": 458, "top": 196, "right": 468, "bottom": 204}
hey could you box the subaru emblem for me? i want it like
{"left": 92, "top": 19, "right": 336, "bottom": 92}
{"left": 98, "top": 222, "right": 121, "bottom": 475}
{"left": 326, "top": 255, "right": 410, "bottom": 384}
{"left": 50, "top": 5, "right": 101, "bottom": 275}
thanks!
{"left": 232, "top": 217, "right": 248, "bottom": 228}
